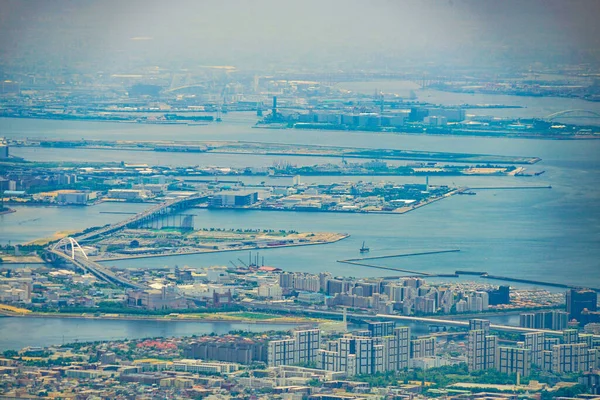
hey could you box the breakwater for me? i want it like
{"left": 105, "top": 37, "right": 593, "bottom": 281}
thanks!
{"left": 341, "top": 249, "right": 461, "bottom": 263}
{"left": 455, "top": 271, "right": 600, "bottom": 292}
{"left": 336, "top": 260, "right": 432, "bottom": 276}
{"left": 337, "top": 250, "right": 461, "bottom": 276}
{"left": 467, "top": 185, "right": 552, "bottom": 190}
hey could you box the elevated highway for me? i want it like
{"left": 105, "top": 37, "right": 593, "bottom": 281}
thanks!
{"left": 376, "top": 314, "right": 563, "bottom": 336}
{"left": 45, "top": 194, "right": 208, "bottom": 289}
{"left": 543, "top": 109, "right": 600, "bottom": 121}
{"left": 48, "top": 238, "right": 144, "bottom": 289}
{"left": 74, "top": 193, "right": 207, "bottom": 242}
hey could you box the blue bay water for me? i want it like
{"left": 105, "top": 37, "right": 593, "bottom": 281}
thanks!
{"left": 1, "top": 91, "right": 599, "bottom": 347}
{"left": 2, "top": 115, "right": 598, "bottom": 287}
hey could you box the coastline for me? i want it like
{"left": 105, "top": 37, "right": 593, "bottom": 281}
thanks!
{"left": 199, "top": 188, "right": 461, "bottom": 216}
{"left": 10, "top": 138, "right": 541, "bottom": 164}
{"left": 2, "top": 114, "right": 598, "bottom": 140}
{"left": 89, "top": 191, "right": 457, "bottom": 263}
{"left": 256, "top": 123, "right": 600, "bottom": 141}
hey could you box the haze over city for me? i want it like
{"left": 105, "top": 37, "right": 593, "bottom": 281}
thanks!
{"left": 2, "top": 0, "right": 600, "bottom": 71}
{"left": 1, "top": 1, "right": 600, "bottom": 399}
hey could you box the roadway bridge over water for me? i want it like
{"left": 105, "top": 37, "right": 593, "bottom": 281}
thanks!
{"left": 543, "top": 109, "right": 600, "bottom": 121}
{"left": 75, "top": 193, "right": 207, "bottom": 242}
{"left": 45, "top": 193, "right": 208, "bottom": 289}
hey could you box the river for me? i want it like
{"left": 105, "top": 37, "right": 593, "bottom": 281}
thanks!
{"left": 0, "top": 314, "right": 520, "bottom": 351}
{"left": 0, "top": 317, "right": 306, "bottom": 351}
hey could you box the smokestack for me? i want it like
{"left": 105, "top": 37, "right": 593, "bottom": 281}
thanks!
{"left": 272, "top": 96, "right": 277, "bottom": 118}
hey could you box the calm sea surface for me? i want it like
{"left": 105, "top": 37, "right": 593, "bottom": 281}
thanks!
{"left": 0, "top": 89, "right": 598, "bottom": 348}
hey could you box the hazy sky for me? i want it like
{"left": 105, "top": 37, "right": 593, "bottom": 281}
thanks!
{"left": 1, "top": 0, "right": 599, "bottom": 72}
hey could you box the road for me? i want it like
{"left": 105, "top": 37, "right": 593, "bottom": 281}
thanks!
{"left": 48, "top": 249, "right": 144, "bottom": 289}
{"left": 74, "top": 193, "right": 206, "bottom": 242}
{"left": 375, "top": 314, "right": 563, "bottom": 336}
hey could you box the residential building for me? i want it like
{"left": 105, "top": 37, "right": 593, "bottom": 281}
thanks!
{"left": 567, "top": 288, "right": 598, "bottom": 321}
{"left": 497, "top": 347, "right": 531, "bottom": 377}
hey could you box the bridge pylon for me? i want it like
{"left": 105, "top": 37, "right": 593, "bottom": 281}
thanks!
{"left": 52, "top": 237, "right": 88, "bottom": 260}
{"left": 543, "top": 109, "right": 600, "bottom": 121}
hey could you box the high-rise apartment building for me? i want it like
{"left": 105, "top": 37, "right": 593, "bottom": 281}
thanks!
{"left": 469, "top": 319, "right": 491, "bottom": 335}
{"left": 552, "top": 343, "right": 596, "bottom": 374}
{"left": 395, "top": 327, "right": 410, "bottom": 370}
{"left": 367, "top": 321, "right": 395, "bottom": 337}
{"left": 563, "top": 329, "right": 579, "bottom": 344}
{"left": 523, "top": 332, "right": 545, "bottom": 367}
{"left": 315, "top": 325, "right": 411, "bottom": 376}
{"left": 468, "top": 329, "right": 497, "bottom": 372}
{"left": 268, "top": 339, "right": 296, "bottom": 367}
{"left": 520, "top": 310, "right": 569, "bottom": 330}
{"left": 268, "top": 329, "right": 320, "bottom": 367}
{"left": 498, "top": 346, "right": 532, "bottom": 377}
{"left": 410, "top": 337, "right": 435, "bottom": 359}
{"left": 294, "top": 329, "right": 321, "bottom": 365}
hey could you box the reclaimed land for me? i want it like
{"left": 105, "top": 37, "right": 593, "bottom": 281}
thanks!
{"left": 91, "top": 232, "right": 350, "bottom": 262}
{"left": 205, "top": 187, "right": 463, "bottom": 215}
{"left": 22, "top": 139, "right": 541, "bottom": 164}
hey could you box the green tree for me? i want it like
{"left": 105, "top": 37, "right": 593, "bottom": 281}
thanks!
{"left": 541, "top": 384, "right": 588, "bottom": 400}
{"left": 3, "top": 350, "right": 17, "bottom": 358}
